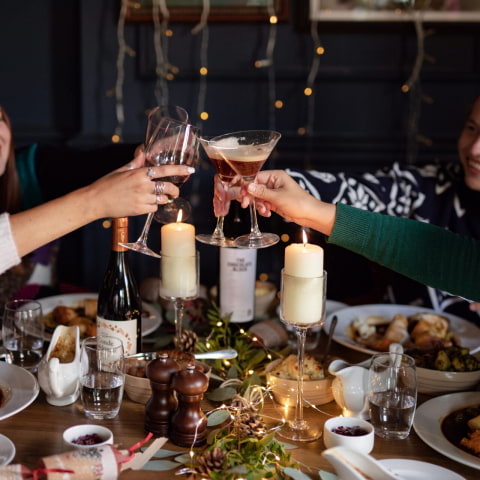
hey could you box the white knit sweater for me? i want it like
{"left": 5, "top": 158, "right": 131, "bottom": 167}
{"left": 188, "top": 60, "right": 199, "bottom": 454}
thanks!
{"left": 0, "top": 213, "right": 21, "bottom": 275}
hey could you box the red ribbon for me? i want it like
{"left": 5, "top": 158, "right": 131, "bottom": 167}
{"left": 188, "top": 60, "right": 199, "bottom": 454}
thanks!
{"left": 120, "top": 432, "right": 154, "bottom": 464}
{"left": 32, "top": 468, "right": 75, "bottom": 480}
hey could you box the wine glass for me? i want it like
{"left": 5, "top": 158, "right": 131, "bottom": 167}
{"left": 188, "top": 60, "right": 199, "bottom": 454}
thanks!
{"left": 152, "top": 121, "right": 200, "bottom": 224}
{"left": 159, "top": 251, "right": 200, "bottom": 348}
{"left": 204, "top": 130, "right": 281, "bottom": 249}
{"left": 120, "top": 116, "right": 198, "bottom": 258}
{"left": 277, "top": 268, "right": 327, "bottom": 441}
{"left": 195, "top": 137, "right": 238, "bottom": 246}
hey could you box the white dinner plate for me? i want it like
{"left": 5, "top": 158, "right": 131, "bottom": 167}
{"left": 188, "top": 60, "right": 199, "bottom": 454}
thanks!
{"left": 37, "top": 293, "right": 162, "bottom": 340}
{"left": 0, "top": 434, "right": 15, "bottom": 466}
{"left": 413, "top": 391, "right": 480, "bottom": 471}
{"left": 379, "top": 459, "right": 465, "bottom": 480}
{"left": 323, "top": 304, "right": 480, "bottom": 355}
{"left": 0, "top": 362, "right": 39, "bottom": 421}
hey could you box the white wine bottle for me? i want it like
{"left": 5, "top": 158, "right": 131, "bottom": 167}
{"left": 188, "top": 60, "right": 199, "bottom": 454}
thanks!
{"left": 97, "top": 217, "right": 142, "bottom": 355}
{"left": 219, "top": 246, "right": 257, "bottom": 329}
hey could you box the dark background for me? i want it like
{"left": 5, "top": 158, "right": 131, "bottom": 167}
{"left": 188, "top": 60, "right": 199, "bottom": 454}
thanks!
{"left": 0, "top": 1, "right": 478, "bottom": 301}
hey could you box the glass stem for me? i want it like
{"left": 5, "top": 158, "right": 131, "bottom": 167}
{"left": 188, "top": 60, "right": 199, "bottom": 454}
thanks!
{"left": 173, "top": 298, "right": 185, "bottom": 347}
{"left": 212, "top": 216, "right": 225, "bottom": 239}
{"left": 136, "top": 212, "right": 154, "bottom": 245}
{"left": 248, "top": 200, "right": 262, "bottom": 238}
{"left": 293, "top": 326, "right": 307, "bottom": 429}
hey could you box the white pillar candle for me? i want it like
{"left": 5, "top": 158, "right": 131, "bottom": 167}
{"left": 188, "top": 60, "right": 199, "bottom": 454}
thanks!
{"left": 160, "top": 222, "right": 197, "bottom": 298}
{"left": 282, "top": 235, "right": 325, "bottom": 325}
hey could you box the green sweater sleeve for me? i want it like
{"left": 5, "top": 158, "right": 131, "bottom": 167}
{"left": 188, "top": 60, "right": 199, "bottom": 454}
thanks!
{"left": 328, "top": 203, "right": 480, "bottom": 302}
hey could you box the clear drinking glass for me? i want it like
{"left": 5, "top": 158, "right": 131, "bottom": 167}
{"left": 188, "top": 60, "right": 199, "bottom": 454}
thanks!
{"left": 368, "top": 352, "right": 417, "bottom": 440}
{"left": 159, "top": 251, "right": 200, "bottom": 349}
{"left": 203, "top": 130, "right": 281, "bottom": 249}
{"left": 195, "top": 137, "right": 238, "bottom": 247}
{"left": 2, "top": 299, "right": 44, "bottom": 372}
{"left": 79, "top": 336, "right": 125, "bottom": 420}
{"left": 277, "top": 269, "right": 327, "bottom": 442}
{"left": 120, "top": 115, "right": 199, "bottom": 257}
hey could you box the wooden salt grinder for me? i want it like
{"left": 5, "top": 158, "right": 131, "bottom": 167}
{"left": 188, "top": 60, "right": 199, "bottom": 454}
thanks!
{"left": 170, "top": 364, "right": 209, "bottom": 447}
{"left": 144, "top": 352, "right": 180, "bottom": 437}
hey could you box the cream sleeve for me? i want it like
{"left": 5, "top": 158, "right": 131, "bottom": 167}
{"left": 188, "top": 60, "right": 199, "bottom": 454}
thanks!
{"left": 0, "top": 213, "right": 21, "bottom": 275}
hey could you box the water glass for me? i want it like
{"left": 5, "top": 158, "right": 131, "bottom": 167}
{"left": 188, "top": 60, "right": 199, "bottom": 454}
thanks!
{"left": 2, "top": 299, "right": 44, "bottom": 371}
{"left": 368, "top": 352, "right": 417, "bottom": 440}
{"left": 79, "top": 336, "right": 125, "bottom": 420}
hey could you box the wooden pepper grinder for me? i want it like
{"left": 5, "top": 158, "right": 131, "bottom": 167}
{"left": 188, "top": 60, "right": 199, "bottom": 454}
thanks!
{"left": 170, "top": 364, "right": 209, "bottom": 447}
{"left": 144, "top": 352, "right": 181, "bottom": 436}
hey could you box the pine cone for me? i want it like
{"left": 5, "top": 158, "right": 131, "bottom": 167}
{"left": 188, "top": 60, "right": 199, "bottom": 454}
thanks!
{"left": 237, "top": 413, "right": 266, "bottom": 439}
{"left": 195, "top": 447, "right": 226, "bottom": 475}
{"left": 174, "top": 329, "right": 198, "bottom": 352}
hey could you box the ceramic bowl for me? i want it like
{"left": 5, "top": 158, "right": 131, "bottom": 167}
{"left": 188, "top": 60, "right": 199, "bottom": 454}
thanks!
{"left": 323, "top": 416, "right": 374, "bottom": 454}
{"left": 265, "top": 358, "right": 333, "bottom": 406}
{"left": 63, "top": 424, "right": 113, "bottom": 449}
{"left": 124, "top": 350, "right": 211, "bottom": 404}
{"left": 416, "top": 366, "right": 480, "bottom": 395}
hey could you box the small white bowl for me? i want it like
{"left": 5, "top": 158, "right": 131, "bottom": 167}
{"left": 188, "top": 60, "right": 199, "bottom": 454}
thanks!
{"left": 63, "top": 424, "right": 113, "bottom": 449}
{"left": 323, "top": 416, "right": 374, "bottom": 455}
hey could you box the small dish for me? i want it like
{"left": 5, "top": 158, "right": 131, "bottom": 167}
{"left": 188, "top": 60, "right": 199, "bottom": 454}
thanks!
{"left": 0, "top": 434, "right": 15, "bottom": 466}
{"left": 323, "top": 416, "right": 374, "bottom": 454}
{"left": 63, "top": 424, "right": 113, "bottom": 449}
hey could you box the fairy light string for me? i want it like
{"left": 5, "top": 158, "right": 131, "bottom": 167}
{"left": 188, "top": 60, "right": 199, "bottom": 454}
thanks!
{"left": 152, "top": 0, "right": 171, "bottom": 106}
{"left": 191, "top": 0, "right": 211, "bottom": 126}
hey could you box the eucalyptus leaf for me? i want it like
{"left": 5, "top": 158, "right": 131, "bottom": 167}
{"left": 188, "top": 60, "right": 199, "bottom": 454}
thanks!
{"left": 227, "top": 465, "right": 248, "bottom": 474}
{"left": 227, "top": 365, "right": 239, "bottom": 379}
{"left": 207, "top": 409, "right": 231, "bottom": 426}
{"left": 142, "top": 460, "right": 179, "bottom": 471}
{"left": 283, "top": 467, "right": 313, "bottom": 480}
{"left": 245, "top": 349, "right": 267, "bottom": 370}
{"left": 206, "top": 386, "right": 237, "bottom": 402}
{"left": 174, "top": 453, "right": 192, "bottom": 464}
{"left": 319, "top": 471, "right": 338, "bottom": 480}
{"left": 247, "top": 372, "right": 263, "bottom": 386}
{"left": 139, "top": 447, "right": 181, "bottom": 458}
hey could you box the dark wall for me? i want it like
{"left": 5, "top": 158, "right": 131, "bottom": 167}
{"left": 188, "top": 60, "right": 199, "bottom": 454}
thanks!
{"left": 1, "top": 1, "right": 479, "bottom": 295}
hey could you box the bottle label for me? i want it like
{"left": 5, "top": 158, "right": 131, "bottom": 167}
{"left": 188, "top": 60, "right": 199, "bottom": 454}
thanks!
{"left": 97, "top": 317, "right": 138, "bottom": 355}
{"left": 219, "top": 247, "right": 257, "bottom": 323}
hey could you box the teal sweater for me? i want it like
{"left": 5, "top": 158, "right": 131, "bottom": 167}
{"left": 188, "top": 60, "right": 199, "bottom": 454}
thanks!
{"left": 329, "top": 203, "right": 480, "bottom": 302}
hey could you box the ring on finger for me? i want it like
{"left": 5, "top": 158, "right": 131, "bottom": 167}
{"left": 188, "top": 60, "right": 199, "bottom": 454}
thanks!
{"left": 155, "top": 182, "right": 165, "bottom": 195}
{"left": 146, "top": 167, "right": 155, "bottom": 178}
{"left": 156, "top": 195, "right": 163, "bottom": 204}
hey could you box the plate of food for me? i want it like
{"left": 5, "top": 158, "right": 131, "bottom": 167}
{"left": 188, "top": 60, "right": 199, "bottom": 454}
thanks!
{"left": 323, "top": 304, "right": 480, "bottom": 355}
{"left": 0, "top": 362, "right": 39, "bottom": 421}
{"left": 413, "top": 391, "right": 480, "bottom": 470}
{"left": 38, "top": 293, "right": 162, "bottom": 341}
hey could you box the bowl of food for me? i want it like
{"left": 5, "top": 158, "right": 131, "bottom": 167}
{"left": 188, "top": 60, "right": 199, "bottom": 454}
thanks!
{"left": 63, "top": 424, "right": 113, "bottom": 449}
{"left": 125, "top": 350, "right": 211, "bottom": 404}
{"left": 323, "top": 416, "right": 374, "bottom": 454}
{"left": 408, "top": 346, "right": 480, "bottom": 395}
{"left": 265, "top": 354, "right": 333, "bottom": 406}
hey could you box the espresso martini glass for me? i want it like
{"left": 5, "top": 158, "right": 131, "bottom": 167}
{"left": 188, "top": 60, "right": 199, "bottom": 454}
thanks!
{"left": 204, "top": 130, "right": 281, "bottom": 249}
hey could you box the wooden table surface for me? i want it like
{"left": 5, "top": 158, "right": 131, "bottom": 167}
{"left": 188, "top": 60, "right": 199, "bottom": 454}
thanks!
{"left": 1, "top": 340, "right": 479, "bottom": 479}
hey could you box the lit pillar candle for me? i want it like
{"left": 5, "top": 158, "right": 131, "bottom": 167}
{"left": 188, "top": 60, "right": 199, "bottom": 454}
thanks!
{"left": 282, "top": 231, "right": 325, "bottom": 325}
{"left": 160, "top": 222, "right": 197, "bottom": 298}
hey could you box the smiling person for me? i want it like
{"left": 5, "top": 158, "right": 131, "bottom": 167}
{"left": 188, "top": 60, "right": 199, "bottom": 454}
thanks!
{"left": 215, "top": 96, "right": 480, "bottom": 319}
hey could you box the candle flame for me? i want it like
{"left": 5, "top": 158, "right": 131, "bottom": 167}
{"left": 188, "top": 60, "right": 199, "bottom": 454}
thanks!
{"left": 176, "top": 210, "right": 183, "bottom": 222}
{"left": 302, "top": 229, "right": 308, "bottom": 245}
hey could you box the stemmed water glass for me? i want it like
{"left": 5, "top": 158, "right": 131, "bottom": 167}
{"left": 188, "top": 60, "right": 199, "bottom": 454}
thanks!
{"left": 120, "top": 114, "right": 199, "bottom": 258}
{"left": 195, "top": 137, "right": 238, "bottom": 246}
{"left": 204, "top": 130, "right": 281, "bottom": 249}
{"left": 278, "top": 268, "right": 327, "bottom": 441}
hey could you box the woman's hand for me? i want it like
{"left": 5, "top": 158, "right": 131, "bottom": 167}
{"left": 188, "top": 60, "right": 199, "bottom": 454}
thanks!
{"left": 86, "top": 154, "right": 195, "bottom": 219}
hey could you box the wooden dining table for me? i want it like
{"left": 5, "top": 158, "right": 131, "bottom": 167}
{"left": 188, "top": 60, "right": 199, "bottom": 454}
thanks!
{"left": 1, "top": 337, "right": 479, "bottom": 479}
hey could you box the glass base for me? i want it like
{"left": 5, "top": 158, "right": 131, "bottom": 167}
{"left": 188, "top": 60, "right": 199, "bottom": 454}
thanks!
{"left": 234, "top": 232, "right": 279, "bottom": 249}
{"left": 276, "top": 420, "right": 322, "bottom": 442}
{"left": 154, "top": 198, "right": 191, "bottom": 224}
{"left": 118, "top": 242, "right": 161, "bottom": 259}
{"left": 196, "top": 233, "right": 236, "bottom": 247}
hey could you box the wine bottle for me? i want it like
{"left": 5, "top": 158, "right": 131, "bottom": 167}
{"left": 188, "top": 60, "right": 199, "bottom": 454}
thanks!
{"left": 219, "top": 246, "right": 257, "bottom": 330}
{"left": 97, "top": 217, "right": 142, "bottom": 355}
